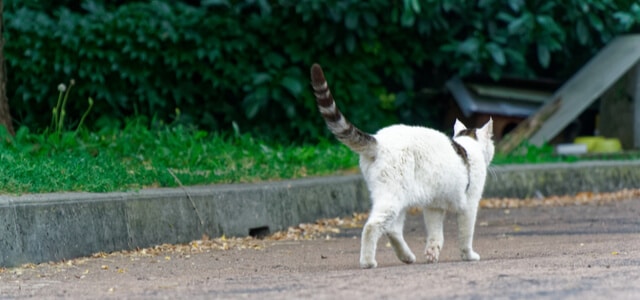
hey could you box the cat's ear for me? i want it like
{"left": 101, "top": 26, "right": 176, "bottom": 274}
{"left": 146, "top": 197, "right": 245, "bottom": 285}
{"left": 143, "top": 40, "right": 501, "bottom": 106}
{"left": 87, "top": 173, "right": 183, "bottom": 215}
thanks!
{"left": 480, "top": 118, "right": 494, "bottom": 139}
{"left": 453, "top": 119, "right": 467, "bottom": 136}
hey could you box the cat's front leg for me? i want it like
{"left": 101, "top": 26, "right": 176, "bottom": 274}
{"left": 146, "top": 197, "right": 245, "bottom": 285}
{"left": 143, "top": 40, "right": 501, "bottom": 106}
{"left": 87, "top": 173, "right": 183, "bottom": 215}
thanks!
{"left": 423, "top": 208, "right": 446, "bottom": 263}
{"left": 457, "top": 206, "right": 480, "bottom": 261}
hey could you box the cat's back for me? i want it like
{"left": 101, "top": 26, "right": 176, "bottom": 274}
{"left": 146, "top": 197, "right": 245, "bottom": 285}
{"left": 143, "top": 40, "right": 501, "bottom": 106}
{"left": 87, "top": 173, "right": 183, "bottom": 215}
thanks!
{"left": 363, "top": 124, "right": 467, "bottom": 205}
{"left": 374, "top": 124, "right": 449, "bottom": 149}
{"left": 367, "top": 124, "right": 457, "bottom": 169}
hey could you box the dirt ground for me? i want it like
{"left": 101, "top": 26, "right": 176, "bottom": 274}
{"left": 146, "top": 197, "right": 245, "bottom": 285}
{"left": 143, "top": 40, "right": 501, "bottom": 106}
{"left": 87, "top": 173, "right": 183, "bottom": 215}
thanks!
{"left": 1, "top": 198, "right": 639, "bottom": 299}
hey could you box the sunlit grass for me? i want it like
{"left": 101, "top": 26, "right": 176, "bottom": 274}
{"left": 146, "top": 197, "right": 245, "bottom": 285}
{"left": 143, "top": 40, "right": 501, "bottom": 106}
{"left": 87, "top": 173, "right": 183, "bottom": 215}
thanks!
{"left": 1, "top": 119, "right": 637, "bottom": 195}
{"left": 0, "top": 120, "right": 358, "bottom": 194}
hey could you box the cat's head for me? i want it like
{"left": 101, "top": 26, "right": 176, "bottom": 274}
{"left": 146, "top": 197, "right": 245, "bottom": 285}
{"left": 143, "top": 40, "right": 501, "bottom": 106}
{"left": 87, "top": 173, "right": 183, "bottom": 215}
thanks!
{"left": 453, "top": 118, "right": 495, "bottom": 166}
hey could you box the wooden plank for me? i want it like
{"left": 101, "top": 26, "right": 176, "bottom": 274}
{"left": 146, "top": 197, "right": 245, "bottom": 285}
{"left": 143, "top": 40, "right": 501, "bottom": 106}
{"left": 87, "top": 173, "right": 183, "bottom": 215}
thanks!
{"left": 468, "top": 84, "right": 552, "bottom": 103}
{"left": 529, "top": 35, "right": 640, "bottom": 145}
{"left": 496, "top": 98, "right": 561, "bottom": 154}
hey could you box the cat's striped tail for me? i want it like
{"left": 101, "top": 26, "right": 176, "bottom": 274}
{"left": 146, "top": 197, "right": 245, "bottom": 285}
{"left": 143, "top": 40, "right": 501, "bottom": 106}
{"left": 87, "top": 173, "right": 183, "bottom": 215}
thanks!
{"left": 310, "top": 63, "right": 376, "bottom": 157}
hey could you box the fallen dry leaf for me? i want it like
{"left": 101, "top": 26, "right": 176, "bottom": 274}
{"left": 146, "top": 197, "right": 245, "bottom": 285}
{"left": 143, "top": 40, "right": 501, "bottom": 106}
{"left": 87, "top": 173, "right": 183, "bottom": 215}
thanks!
{"left": 480, "top": 188, "right": 640, "bottom": 209}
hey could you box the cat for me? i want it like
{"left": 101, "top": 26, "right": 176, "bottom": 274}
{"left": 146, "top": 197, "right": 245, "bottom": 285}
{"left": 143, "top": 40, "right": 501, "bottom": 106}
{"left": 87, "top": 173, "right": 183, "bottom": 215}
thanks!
{"left": 310, "top": 63, "right": 494, "bottom": 269}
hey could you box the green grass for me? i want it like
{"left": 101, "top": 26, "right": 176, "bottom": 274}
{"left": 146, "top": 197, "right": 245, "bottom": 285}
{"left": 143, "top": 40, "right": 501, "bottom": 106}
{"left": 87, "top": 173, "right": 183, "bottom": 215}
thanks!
{"left": 0, "top": 120, "right": 358, "bottom": 194}
{"left": 493, "top": 142, "right": 640, "bottom": 165}
{"left": 2, "top": 119, "right": 638, "bottom": 195}
{"left": 492, "top": 143, "right": 579, "bottom": 165}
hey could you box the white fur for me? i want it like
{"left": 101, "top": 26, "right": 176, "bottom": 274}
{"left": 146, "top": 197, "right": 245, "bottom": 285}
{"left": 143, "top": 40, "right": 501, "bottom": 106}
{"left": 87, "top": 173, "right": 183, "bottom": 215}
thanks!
{"left": 359, "top": 119, "right": 494, "bottom": 268}
{"left": 453, "top": 119, "right": 467, "bottom": 136}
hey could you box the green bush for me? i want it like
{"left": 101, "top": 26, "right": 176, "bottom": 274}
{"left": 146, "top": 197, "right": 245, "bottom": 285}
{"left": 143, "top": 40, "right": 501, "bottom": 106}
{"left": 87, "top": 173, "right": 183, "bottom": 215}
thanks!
{"left": 4, "top": 0, "right": 640, "bottom": 142}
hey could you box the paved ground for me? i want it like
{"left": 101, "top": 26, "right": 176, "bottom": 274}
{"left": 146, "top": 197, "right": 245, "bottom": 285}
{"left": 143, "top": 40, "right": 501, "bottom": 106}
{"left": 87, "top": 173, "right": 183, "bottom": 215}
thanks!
{"left": 1, "top": 199, "right": 639, "bottom": 299}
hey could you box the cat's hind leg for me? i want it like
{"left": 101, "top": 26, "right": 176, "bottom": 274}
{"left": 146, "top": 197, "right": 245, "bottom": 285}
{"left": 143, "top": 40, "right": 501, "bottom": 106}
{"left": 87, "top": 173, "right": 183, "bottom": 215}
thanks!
{"left": 423, "top": 207, "right": 446, "bottom": 263}
{"left": 360, "top": 201, "right": 401, "bottom": 269}
{"left": 457, "top": 205, "right": 480, "bottom": 261}
{"left": 386, "top": 209, "right": 416, "bottom": 264}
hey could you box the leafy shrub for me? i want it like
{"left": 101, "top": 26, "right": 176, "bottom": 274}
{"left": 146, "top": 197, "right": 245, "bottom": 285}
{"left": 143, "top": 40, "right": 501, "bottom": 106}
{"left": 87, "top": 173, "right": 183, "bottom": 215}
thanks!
{"left": 3, "top": 0, "right": 640, "bottom": 142}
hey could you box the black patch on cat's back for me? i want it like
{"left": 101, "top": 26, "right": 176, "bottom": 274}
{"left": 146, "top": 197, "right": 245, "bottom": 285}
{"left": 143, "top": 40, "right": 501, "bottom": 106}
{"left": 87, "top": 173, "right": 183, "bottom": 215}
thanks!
{"left": 451, "top": 140, "right": 469, "bottom": 167}
{"left": 456, "top": 128, "right": 477, "bottom": 140}
{"left": 451, "top": 139, "right": 471, "bottom": 191}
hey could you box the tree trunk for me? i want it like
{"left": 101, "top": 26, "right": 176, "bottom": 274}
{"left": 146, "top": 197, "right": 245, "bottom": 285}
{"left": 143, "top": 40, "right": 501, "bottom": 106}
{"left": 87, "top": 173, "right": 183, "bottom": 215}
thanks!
{"left": 0, "top": 0, "right": 14, "bottom": 135}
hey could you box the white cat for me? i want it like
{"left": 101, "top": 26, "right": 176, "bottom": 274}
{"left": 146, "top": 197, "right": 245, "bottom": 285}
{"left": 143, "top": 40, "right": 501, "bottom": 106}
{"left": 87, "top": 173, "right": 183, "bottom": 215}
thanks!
{"left": 310, "top": 64, "right": 494, "bottom": 269}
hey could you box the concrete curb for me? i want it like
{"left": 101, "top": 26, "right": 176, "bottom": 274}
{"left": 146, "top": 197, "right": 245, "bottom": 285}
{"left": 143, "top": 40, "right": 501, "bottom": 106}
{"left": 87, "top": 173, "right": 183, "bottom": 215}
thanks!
{"left": 1, "top": 160, "right": 639, "bottom": 267}
{"left": 0, "top": 176, "right": 369, "bottom": 267}
{"left": 484, "top": 160, "right": 640, "bottom": 198}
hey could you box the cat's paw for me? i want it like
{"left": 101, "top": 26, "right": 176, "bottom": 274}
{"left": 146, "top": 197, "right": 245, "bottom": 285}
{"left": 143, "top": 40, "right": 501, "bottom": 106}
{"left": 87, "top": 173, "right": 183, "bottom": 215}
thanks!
{"left": 461, "top": 249, "right": 480, "bottom": 261}
{"left": 360, "top": 259, "right": 378, "bottom": 269}
{"left": 424, "top": 245, "right": 440, "bottom": 263}
{"left": 399, "top": 252, "right": 416, "bottom": 264}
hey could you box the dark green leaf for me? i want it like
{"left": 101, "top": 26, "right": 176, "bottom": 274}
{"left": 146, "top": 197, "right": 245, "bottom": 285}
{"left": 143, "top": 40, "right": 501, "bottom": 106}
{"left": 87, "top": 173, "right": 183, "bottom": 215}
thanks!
{"left": 588, "top": 14, "right": 604, "bottom": 31}
{"left": 257, "top": 0, "right": 272, "bottom": 16}
{"left": 496, "top": 12, "right": 515, "bottom": 22}
{"left": 264, "top": 53, "right": 286, "bottom": 68}
{"left": 508, "top": 0, "right": 524, "bottom": 12}
{"left": 345, "top": 34, "right": 356, "bottom": 53}
{"left": 410, "top": 0, "right": 421, "bottom": 14}
{"left": 252, "top": 73, "right": 272, "bottom": 85}
{"left": 201, "top": 0, "right": 230, "bottom": 7}
{"left": 507, "top": 13, "right": 531, "bottom": 35}
{"left": 457, "top": 37, "right": 479, "bottom": 55}
{"left": 362, "top": 12, "right": 378, "bottom": 27}
{"left": 345, "top": 11, "right": 359, "bottom": 30}
{"left": 536, "top": 15, "right": 562, "bottom": 34}
{"left": 486, "top": 42, "right": 506, "bottom": 66}
{"left": 576, "top": 20, "right": 589, "bottom": 45}
{"left": 243, "top": 87, "right": 269, "bottom": 119}
{"left": 281, "top": 77, "right": 303, "bottom": 97}
{"left": 400, "top": 10, "right": 415, "bottom": 27}
{"left": 537, "top": 43, "right": 550, "bottom": 68}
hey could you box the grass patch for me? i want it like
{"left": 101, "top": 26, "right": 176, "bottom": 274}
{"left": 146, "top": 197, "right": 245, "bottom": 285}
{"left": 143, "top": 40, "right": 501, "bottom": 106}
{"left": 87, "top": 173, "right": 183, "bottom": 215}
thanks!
{"left": 492, "top": 143, "right": 640, "bottom": 165}
{"left": 0, "top": 120, "right": 358, "bottom": 194}
{"left": 492, "top": 143, "right": 579, "bottom": 165}
{"left": 1, "top": 119, "right": 638, "bottom": 195}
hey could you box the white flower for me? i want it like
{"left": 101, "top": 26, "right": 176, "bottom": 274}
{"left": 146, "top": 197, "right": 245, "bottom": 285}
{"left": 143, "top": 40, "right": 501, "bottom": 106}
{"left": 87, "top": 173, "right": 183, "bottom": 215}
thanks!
{"left": 57, "top": 83, "right": 66, "bottom": 92}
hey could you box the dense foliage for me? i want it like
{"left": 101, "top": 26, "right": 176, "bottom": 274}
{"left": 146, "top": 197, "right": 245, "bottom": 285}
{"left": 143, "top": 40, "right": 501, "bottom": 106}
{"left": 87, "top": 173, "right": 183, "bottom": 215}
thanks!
{"left": 4, "top": 0, "right": 640, "bottom": 142}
